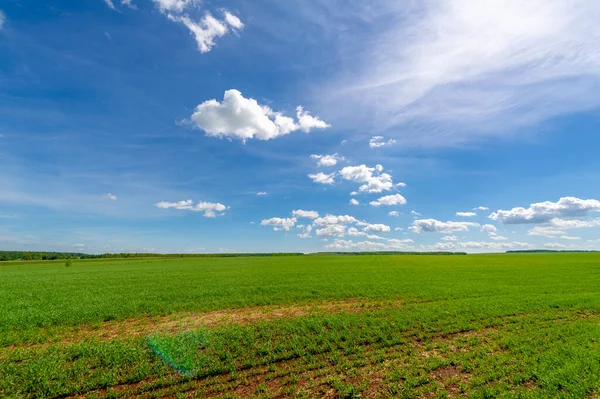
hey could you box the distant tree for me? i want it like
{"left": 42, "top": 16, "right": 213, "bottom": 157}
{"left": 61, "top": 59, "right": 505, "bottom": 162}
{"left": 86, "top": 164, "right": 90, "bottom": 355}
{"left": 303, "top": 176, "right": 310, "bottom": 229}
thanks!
{"left": 65, "top": 259, "right": 72, "bottom": 267}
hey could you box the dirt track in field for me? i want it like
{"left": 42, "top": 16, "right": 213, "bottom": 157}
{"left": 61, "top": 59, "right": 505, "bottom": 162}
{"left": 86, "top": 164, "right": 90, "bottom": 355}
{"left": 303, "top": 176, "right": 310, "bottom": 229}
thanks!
{"left": 10, "top": 298, "right": 402, "bottom": 348}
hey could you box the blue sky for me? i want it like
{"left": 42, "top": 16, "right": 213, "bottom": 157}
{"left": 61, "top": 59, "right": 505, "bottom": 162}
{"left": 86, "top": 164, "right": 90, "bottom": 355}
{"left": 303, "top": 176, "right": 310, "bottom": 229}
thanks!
{"left": 1, "top": 0, "right": 600, "bottom": 253}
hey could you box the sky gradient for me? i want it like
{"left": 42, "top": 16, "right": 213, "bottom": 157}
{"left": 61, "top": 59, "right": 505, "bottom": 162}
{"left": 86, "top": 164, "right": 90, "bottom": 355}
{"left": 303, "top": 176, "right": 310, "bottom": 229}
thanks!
{"left": 1, "top": 0, "right": 600, "bottom": 253}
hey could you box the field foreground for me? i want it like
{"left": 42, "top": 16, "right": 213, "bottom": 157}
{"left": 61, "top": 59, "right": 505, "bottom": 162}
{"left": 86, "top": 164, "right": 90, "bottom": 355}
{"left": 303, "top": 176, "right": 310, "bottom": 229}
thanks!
{"left": 1, "top": 254, "right": 599, "bottom": 398}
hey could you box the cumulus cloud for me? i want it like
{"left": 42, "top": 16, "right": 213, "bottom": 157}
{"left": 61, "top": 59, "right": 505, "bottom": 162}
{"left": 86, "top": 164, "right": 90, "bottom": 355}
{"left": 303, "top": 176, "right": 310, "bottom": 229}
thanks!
{"left": 156, "top": 199, "right": 228, "bottom": 217}
{"left": 350, "top": 198, "right": 360, "bottom": 206}
{"left": 297, "top": 225, "right": 313, "bottom": 238}
{"left": 316, "top": 224, "right": 347, "bottom": 237}
{"left": 168, "top": 13, "right": 232, "bottom": 53}
{"left": 256, "top": 192, "right": 267, "bottom": 196}
{"left": 424, "top": 240, "right": 534, "bottom": 252}
{"left": 410, "top": 219, "right": 479, "bottom": 233}
{"left": 527, "top": 226, "right": 565, "bottom": 237}
{"left": 187, "top": 90, "right": 329, "bottom": 141}
{"left": 313, "top": 214, "right": 358, "bottom": 226}
{"left": 326, "top": 238, "right": 414, "bottom": 251}
{"left": 474, "top": 206, "right": 489, "bottom": 211}
{"left": 292, "top": 210, "right": 320, "bottom": 219}
{"left": 261, "top": 217, "right": 297, "bottom": 231}
{"left": 489, "top": 235, "right": 508, "bottom": 241}
{"left": 104, "top": 193, "right": 117, "bottom": 200}
{"left": 411, "top": 210, "right": 422, "bottom": 217}
{"left": 369, "top": 136, "right": 396, "bottom": 148}
{"left": 339, "top": 164, "right": 396, "bottom": 193}
{"left": 388, "top": 211, "right": 400, "bottom": 217}
{"left": 347, "top": 227, "right": 367, "bottom": 237}
{"left": 561, "top": 236, "right": 581, "bottom": 240}
{"left": 308, "top": 172, "right": 336, "bottom": 185}
{"left": 456, "top": 211, "right": 476, "bottom": 217}
{"left": 310, "top": 153, "right": 345, "bottom": 167}
{"left": 297, "top": 106, "right": 331, "bottom": 132}
{"left": 481, "top": 224, "right": 497, "bottom": 234}
{"left": 370, "top": 194, "right": 407, "bottom": 207}
{"left": 153, "top": 0, "right": 242, "bottom": 54}
{"left": 550, "top": 218, "right": 600, "bottom": 229}
{"left": 544, "top": 243, "right": 567, "bottom": 250}
{"left": 0, "top": 11, "right": 4, "bottom": 30}
{"left": 489, "top": 197, "right": 600, "bottom": 224}
{"left": 441, "top": 235, "right": 458, "bottom": 241}
{"left": 363, "top": 223, "right": 391, "bottom": 233}
{"left": 326, "top": 0, "right": 600, "bottom": 146}
{"left": 153, "top": 0, "right": 197, "bottom": 13}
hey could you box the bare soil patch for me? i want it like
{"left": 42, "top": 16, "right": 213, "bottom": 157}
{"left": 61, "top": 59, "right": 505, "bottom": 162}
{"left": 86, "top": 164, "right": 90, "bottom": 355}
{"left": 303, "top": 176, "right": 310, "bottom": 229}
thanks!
{"left": 13, "top": 298, "right": 401, "bottom": 349}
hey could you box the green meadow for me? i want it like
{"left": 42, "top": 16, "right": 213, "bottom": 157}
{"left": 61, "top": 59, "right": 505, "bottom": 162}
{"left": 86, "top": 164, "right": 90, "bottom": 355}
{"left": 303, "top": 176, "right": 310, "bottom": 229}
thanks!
{"left": 1, "top": 253, "right": 599, "bottom": 398}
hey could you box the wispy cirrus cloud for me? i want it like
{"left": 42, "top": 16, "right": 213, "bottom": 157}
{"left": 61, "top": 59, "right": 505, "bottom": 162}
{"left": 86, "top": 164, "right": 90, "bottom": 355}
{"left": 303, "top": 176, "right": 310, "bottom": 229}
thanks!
{"left": 321, "top": 0, "right": 600, "bottom": 146}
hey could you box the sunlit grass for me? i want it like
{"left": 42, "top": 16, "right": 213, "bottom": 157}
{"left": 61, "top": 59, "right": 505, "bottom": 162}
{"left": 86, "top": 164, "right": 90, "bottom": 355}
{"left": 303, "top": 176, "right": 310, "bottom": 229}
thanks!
{"left": 1, "top": 253, "right": 599, "bottom": 398}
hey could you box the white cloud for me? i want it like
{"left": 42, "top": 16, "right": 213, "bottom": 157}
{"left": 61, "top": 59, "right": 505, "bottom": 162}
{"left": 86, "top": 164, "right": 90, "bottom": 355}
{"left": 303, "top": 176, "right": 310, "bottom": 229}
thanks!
{"left": 121, "top": 0, "right": 136, "bottom": 8}
{"left": 456, "top": 211, "right": 476, "bottom": 217}
{"left": 561, "top": 236, "right": 581, "bottom": 240}
{"left": 0, "top": 11, "right": 4, "bottom": 30}
{"left": 410, "top": 219, "right": 479, "bottom": 233}
{"left": 370, "top": 194, "right": 407, "bottom": 207}
{"left": 363, "top": 223, "right": 391, "bottom": 233}
{"left": 474, "top": 206, "right": 489, "bottom": 211}
{"left": 223, "top": 11, "right": 243, "bottom": 29}
{"left": 326, "top": 0, "right": 600, "bottom": 146}
{"left": 388, "top": 211, "right": 400, "bottom": 217}
{"left": 256, "top": 192, "right": 267, "bottom": 196}
{"left": 313, "top": 214, "right": 358, "bottom": 226}
{"left": 326, "top": 238, "right": 414, "bottom": 251}
{"left": 103, "top": 0, "right": 116, "bottom": 9}
{"left": 411, "top": 210, "right": 422, "bottom": 217}
{"left": 316, "top": 224, "right": 347, "bottom": 237}
{"left": 489, "top": 235, "right": 508, "bottom": 241}
{"left": 349, "top": 198, "right": 360, "bottom": 206}
{"left": 441, "top": 235, "right": 458, "bottom": 241}
{"left": 347, "top": 227, "right": 367, "bottom": 237}
{"left": 369, "top": 136, "right": 397, "bottom": 148}
{"left": 366, "top": 234, "right": 387, "bottom": 240}
{"left": 394, "top": 227, "right": 404, "bottom": 231}
{"left": 310, "top": 153, "right": 345, "bottom": 167}
{"left": 104, "top": 193, "right": 117, "bottom": 200}
{"left": 424, "top": 240, "right": 534, "bottom": 252}
{"left": 550, "top": 218, "right": 600, "bottom": 229}
{"left": 297, "top": 225, "right": 313, "bottom": 239}
{"left": 167, "top": 12, "right": 242, "bottom": 53}
{"left": 156, "top": 200, "right": 228, "bottom": 218}
{"left": 153, "top": 0, "right": 196, "bottom": 13}
{"left": 261, "top": 217, "right": 297, "bottom": 231}
{"left": 527, "top": 226, "right": 565, "bottom": 237}
{"left": 544, "top": 243, "right": 567, "bottom": 250}
{"left": 489, "top": 197, "right": 600, "bottom": 224}
{"left": 188, "top": 90, "right": 329, "bottom": 141}
{"left": 292, "top": 210, "right": 320, "bottom": 219}
{"left": 481, "top": 224, "right": 497, "bottom": 234}
{"left": 296, "top": 106, "right": 331, "bottom": 132}
{"left": 350, "top": 191, "right": 358, "bottom": 196}
{"left": 308, "top": 172, "right": 336, "bottom": 185}
{"left": 339, "top": 164, "right": 395, "bottom": 193}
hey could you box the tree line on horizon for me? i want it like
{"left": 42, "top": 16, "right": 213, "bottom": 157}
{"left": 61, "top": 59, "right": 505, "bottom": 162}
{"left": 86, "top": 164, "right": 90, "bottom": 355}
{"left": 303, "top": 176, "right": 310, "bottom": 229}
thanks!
{"left": 0, "top": 250, "right": 475, "bottom": 261}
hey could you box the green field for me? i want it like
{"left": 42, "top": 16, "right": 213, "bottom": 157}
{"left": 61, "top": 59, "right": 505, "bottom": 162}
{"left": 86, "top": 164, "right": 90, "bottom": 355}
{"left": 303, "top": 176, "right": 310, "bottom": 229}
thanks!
{"left": 1, "top": 254, "right": 599, "bottom": 398}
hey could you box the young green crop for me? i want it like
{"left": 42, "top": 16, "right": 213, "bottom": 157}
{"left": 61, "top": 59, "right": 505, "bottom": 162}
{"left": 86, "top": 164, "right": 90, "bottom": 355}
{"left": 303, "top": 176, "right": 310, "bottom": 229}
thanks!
{"left": 1, "top": 253, "right": 599, "bottom": 398}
